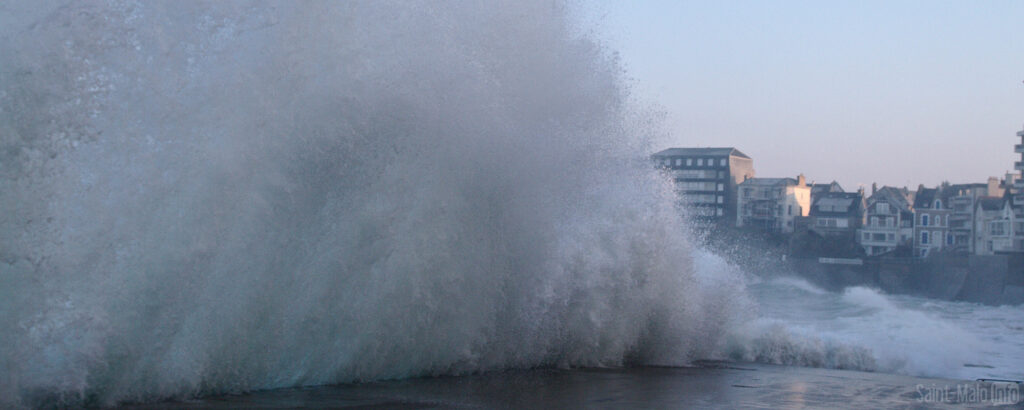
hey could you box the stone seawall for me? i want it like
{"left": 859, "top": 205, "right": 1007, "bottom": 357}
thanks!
{"left": 788, "top": 254, "right": 1024, "bottom": 305}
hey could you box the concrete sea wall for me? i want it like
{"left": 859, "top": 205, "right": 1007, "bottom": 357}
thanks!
{"left": 788, "top": 254, "right": 1024, "bottom": 305}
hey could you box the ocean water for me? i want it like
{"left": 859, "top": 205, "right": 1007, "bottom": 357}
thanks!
{"left": 1, "top": 2, "right": 1020, "bottom": 408}
{"left": 730, "top": 274, "right": 1024, "bottom": 382}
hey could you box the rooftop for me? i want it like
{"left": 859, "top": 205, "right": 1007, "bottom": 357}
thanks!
{"left": 739, "top": 177, "right": 798, "bottom": 187}
{"left": 651, "top": 147, "right": 751, "bottom": 159}
{"left": 810, "top": 192, "right": 864, "bottom": 216}
{"left": 977, "top": 196, "right": 1005, "bottom": 211}
{"left": 913, "top": 188, "right": 938, "bottom": 209}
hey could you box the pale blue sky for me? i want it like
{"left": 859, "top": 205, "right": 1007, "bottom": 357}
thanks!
{"left": 579, "top": 0, "right": 1024, "bottom": 190}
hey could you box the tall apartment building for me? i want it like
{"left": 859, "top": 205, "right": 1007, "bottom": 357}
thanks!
{"left": 1016, "top": 125, "right": 1024, "bottom": 195}
{"left": 652, "top": 147, "right": 755, "bottom": 223}
{"left": 1012, "top": 125, "right": 1024, "bottom": 251}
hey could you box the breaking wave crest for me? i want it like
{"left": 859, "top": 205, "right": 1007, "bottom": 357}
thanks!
{"left": 727, "top": 320, "right": 878, "bottom": 371}
{"left": 0, "top": 1, "right": 746, "bottom": 407}
{"left": 731, "top": 281, "right": 1001, "bottom": 380}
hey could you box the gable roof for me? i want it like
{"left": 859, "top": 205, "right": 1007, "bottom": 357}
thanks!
{"left": 869, "top": 186, "right": 913, "bottom": 211}
{"left": 651, "top": 147, "right": 751, "bottom": 159}
{"left": 977, "top": 196, "right": 1005, "bottom": 211}
{"left": 913, "top": 188, "right": 939, "bottom": 209}
{"left": 810, "top": 181, "right": 844, "bottom": 195}
{"left": 810, "top": 192, "right": 864, "bottom": 216}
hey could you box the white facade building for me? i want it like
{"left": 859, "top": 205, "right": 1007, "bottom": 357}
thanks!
{"left": 736, "top": 175, "right": 811, "bottom": 234}
{"left": 859, "top": 186, "right": 914, "bottom": 256}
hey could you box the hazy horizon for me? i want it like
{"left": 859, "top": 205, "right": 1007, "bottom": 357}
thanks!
{"left": 580, "top": 0, "right": 1024, "bottom": 191}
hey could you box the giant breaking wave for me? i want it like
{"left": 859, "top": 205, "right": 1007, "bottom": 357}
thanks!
{"left": 0, "top": 1, "right": 746, "bottom": 407}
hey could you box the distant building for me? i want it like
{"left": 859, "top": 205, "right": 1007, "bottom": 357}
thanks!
{"left": 808, "top": 191, "right": 866, "bottom": 237}
{"left": 810, "top": 181, "right": 844, "bottom": 203}
{"left": 974, "top": 195, "right": 1017, "bottom": 255}
{"left": 652, "top": 147, "right": 755, "bottom": 224}
{"left": 912, "top": 186, "right": 951, "bottom": 257}
{"left": 1016, "top": 125, "right": 1024, "bottom": 195}
{"left": 945, "top": 179, "right": 1003, "bottom": 253}
{"left": 859, "top": 186, "right": 914, "bottom": 256}
{"left": 736, "top": 174, "right": 811, "bottom": 234}
{"left": 1009, "top": 124, "right": 1024, "bottom": 251}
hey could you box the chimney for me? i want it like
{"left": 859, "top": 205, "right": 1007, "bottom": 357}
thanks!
{"left": 871, "top": 182, "right": 877, "bottom": 195}
{"left": 988, "top": 177, "right": 1000, "bottom": 196}
{"left": 797, "top": 173, "right": 806, "bottom": 186}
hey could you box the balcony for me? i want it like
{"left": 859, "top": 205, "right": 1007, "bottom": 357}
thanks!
{"left": 860, "top": 238, "right": 897, "bottom": 246}
{"left": 862, "top": 226, "right": 897, "bottom": 233}
{"left": 1017, "top": 144, "right": 1024, "bottom": 153}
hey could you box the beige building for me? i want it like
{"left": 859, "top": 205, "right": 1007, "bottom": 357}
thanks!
{"left": 736, "top": 174, "right": 811, "bottom": 234}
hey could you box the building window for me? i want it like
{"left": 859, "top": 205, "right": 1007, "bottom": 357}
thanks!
{"left": 788, "top": 205, "right": 793, "bottom": 216}
{"left": 921, "top": 231, "right": 929, "bottom": 244}
{"left": 675, "top": 158, "right": 682, "bottom": 166}
{"left": 887, "top": 233, "right": 895, "bottom": 240}
{"left": 716, "top": 208, "right": 723, "bottom": 216}
{"left": 717, "top": 196, "right": 724, "bottom": 204}
{"left": 718, "top": 183, "right": 724, "bottom": 191}
{"left": 871, "top": 217, "right": 879, "bottom": 227}
{"left": 935, "top": 200, "right": 942, "bottom": 209}
{"left": 863, "top": 232, "right": 870, "bottom": 241}
{"left": 720, "top": 158, "right": 727, "bottom": 166}
{"left": 921, "top": 214, "right": 929, "bottom": 226}
{"left": 991, "top": 221, "right": 1007, "bottom": 236}
{"left": 877, "top": 203, "right": 889, "bottom": 213}
{"left": 936, "top": 216, "right": 941, "bottom": 226}
{"left": 686, "top": 158, "right": 692, "bottom": 166}
{"left": 947, "top": 234, "right": 954, "bottom": 245}
{"left": 697, "top": 158, "right": 704, "bottom": 166}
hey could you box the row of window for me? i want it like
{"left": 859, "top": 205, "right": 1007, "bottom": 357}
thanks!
{"left": 815, "top": 217, "right": 849, "bottom": 228}
{"left": 677, "top": 181, "right": 725, "bottom": 191}
{"left": 741, "top": 188, "right": 782, "bottom": 199}
{"left": 919, "top": 214, "right": 945, "bottom": 227}
{"left": 659, "top": 157, "right": 729, "bottom": 167}
{"left": 690, "top": 207, "right": 725, "bottom": 217}
{"left": 682, "top": 194, "right": 724, "bottom": 204}
{"left": 919, "top": 231, "right": 956, "bottom": 245}
{"left": 869, "top": 216, "right": 894, "bottom": 228}
{"left": 673, "top": 169, "right": 726, "bottom": 180}
{"left": 990, "top": 221, "right": 1007, "bottom": 236}
{"left": 862, "top": 232, "right": 896, "bottom": 242}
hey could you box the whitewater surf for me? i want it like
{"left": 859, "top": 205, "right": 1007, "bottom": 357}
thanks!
{"left": 1, "top": 1, "right": 743, "bottom": 407}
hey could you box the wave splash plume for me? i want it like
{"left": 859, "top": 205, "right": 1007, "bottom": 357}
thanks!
{"left": 0, "top": 1, "right": 746, "bottom": 407}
